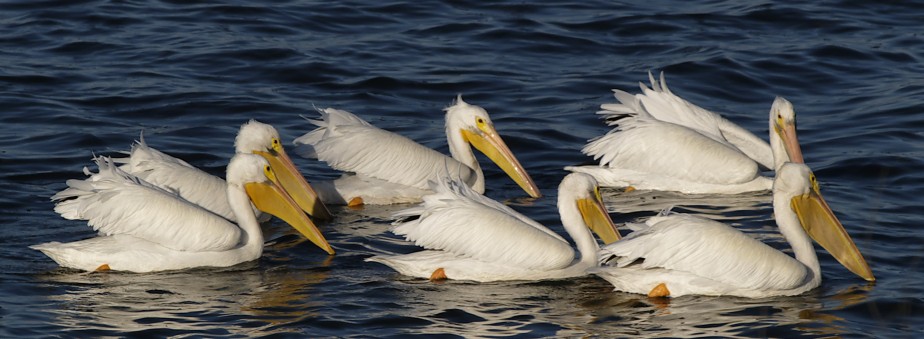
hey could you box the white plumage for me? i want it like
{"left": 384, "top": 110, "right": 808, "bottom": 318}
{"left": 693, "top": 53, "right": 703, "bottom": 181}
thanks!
{"left": 114, "top": 133, "right": 236, "bottom": 220}
{"left": 113, "top": 120, "right": 331, "bottom": 221}
{"left": 32, "top": 153, "right": 333, "bottom": 273}
{"left": 366, "top": 173, "right": 620, "bottom": 282}
{"left": 293, "top": 95, "right": 540, "bottom": 205}
{"left": 567, "top": 72, "right": 803, "bottom": 194}
{"left": 54, "top": 157, "right": 241, "bottom": 252}
{"left": 591, "top": 163, "right": 875, "bottom": 298}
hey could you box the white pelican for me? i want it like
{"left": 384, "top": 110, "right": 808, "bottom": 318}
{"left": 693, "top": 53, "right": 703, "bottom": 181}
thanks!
{"left": 292, "top": 95, "right": 541, "bottom": 205}
{"left": 566, "top": 73, "right": 804, "bottom": 194}
{"left": 591, "top": 162, "right": 875, "bottom": 298}
{"left": 366, "top": 173, "right": 621, "bottom": 282}
{"left": 115, "top": 120, "right": 331, "bottom": 222}
{"left": 31, "top": 153, "right": 334, "bottom": 273}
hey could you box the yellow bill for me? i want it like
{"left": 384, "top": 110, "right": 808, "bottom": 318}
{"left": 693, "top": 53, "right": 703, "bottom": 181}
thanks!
{"left": 462, "top": 127, "right": 541, "bottom": 198}
{"left": 577, "top": 187, "right": 621, "bottom": 244}
{"left": 791, "top": 188, "right": 874, "bottom": 281}
{"left": 245, "top": 180, "right": 335, "bottom": 255}
{"left": 254, "top": 146, "right": 332, "bottom": 220}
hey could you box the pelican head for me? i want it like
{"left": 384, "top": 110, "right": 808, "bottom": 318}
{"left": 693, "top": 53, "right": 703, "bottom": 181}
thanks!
{"left": 227, "top": 153, "right": 333, "bottom": 254}
{"left": 235, "top": 120, "right": 332, "bottom": 220}
{"left": 775, "top": 162, "right": 874, "bottom": 281}
{"left": 444, "top": 95, "right": 541, "bottom": 198}
{"left": 770, "top": 97, "right": 805, "bottom": 170}
{"left": 560, "top": 173, "right": 621, "bottom": 244}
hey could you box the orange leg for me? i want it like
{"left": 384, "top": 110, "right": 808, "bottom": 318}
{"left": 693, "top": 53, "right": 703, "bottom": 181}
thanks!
{"left": 648, "top": 282, "right": 670, "bottom": 298}
{"left": 347, "top": 197, "right": 364, "bottom": 207}
{"left": 429, "top": 268, "right": 448, "bottom": 282}
{"left": 95, "top": 264, "right": 111, "bottom": 272}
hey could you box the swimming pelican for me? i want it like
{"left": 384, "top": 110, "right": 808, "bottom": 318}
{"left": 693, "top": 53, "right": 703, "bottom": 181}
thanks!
{"left": 366, "top": 173, "right": 621, "bottom": 282}
{"left": 566, "top": 73, "right": 804, "bottom": 194}
{"left": 115, "top": 120, "right": 330, "bottom": 221}
{"left": 591, "top": 162, "right": 874, "bottom": 298}
{"left": 292, "top": 95, "right": 541, "bottom": 205}
{"left": 31, "top": 153, "right": 334, "bottom": 273}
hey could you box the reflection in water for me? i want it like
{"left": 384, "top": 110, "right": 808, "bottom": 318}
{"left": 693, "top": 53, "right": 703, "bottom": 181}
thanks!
{"left": 585, "top": 282, "right": 871, "bottom": 337}
{"left": 240, "top": 258, "right": 332, "bottom": 326}
{"left": 360, "top": 272, "right": 871, "bottom": 338}
{"left": 603, "top": 188, "right": 770, "bottom": 220}
{"left": 376, "top": 277, "right": 599, "bottom": 337}
{"left": 603, "top": 187, "right": 786, "bottom": 244}
{"left": 35, "top": 257, "right": 331, "bottom": 337}
{"left": 327, "top": 204, "right": 411, "bottom": 238}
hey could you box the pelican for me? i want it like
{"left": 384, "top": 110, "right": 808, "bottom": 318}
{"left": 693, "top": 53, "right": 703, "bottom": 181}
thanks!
{"left": 115, "top": 120, "right": 331, "bottom": 222}
{"left": 591, "top": 162, "right": 874, "bottom": 298}
{"left": 31, "top": 153, "right": 334, "bottom": 273}
{"left": 366, "top": 173, "right": 621, "bottom": 282}
{"left": 566, "top": 73, "right": 804, "bottom": 194}
{"left": 292, "top": 95, "right": 541, "bottom": 205}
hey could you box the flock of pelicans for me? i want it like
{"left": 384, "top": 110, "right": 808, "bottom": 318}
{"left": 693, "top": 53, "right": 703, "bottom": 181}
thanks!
{"left": 32, "top": 72, "right": 875, "bottom": 299}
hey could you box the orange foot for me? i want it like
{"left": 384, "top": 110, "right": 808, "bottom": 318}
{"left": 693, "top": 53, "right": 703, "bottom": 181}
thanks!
{"left": 648, "top": 282, "right": 670, "bottom": 298}
{"left": 429, "top": 268, "right": 448, "bottom": 282}
{"left": 95, "top": 264, "right": 111, "bottom": 272}
{"left": 624, "top": 186, "right": 637, "bottom": 193}
{"left": 347, "top": 197, "right": 364, "bottom": 208}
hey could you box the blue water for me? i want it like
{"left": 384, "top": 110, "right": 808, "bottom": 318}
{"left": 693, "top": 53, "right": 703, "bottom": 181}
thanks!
{"left": 2, "top": 1, "right": 922, "bottom": 337}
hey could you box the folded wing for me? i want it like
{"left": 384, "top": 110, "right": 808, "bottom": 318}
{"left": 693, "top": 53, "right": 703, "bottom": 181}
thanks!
{"left": 393, "top": 179, "right": 573, "bottom": 271}
{"left": 294, "top": 108, "right": 477, "bottom": 190}
{"left": 53, "top": 156, "right": 242, "bottom": 252}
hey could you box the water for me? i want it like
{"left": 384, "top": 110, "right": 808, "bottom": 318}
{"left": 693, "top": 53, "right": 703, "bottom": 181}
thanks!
{"left": 2, "top": 0, "right": 922, "bottom": 337}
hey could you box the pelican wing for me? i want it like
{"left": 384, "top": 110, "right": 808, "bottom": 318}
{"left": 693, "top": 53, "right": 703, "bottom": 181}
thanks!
{"left": 598, "top": 72, "right": 773, "bottom": 169}
{"left": 114, "top": 136, "right": 234, "bottom": 220}
{"left": 53, "top": 157, "right": 242, "bottom": 252}
{"left": 392, "top": 178, "right": 573, "bottom": 271}
{"left": 599, "top": 213, "right": 809, "bottom": 291}
{"left": 582, "top": 117, "right": 760, "bottom": 185}
{"left": 293, "top": 108, "right": 477, "bottom": 190}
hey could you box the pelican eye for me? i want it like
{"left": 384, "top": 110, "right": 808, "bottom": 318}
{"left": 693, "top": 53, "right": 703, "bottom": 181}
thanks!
{"left": 809, "top": 174, "right": 821, "bottom": 190}
{"left": 271, "top": 138, "right": 283, "bottom": 151}
{"left": 263, "top": 164, "right": 280, "bottom": 182}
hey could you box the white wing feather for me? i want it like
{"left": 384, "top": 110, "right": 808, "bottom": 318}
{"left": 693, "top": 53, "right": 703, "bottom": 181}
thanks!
{"left": 392, "top": 178, "right": 573, "bottom": 271}
{"left": 598, "top": 213, "right": 809, "bottom": 291}
{"left": 582, "top": 117, "right": 759, "bottom": 185}
{"left": 598, "top": 71, "right": 773, "bottom": 169}
{"left": 293, "top": 108, "right": 476, "bottom": 190}
{"left": 114, "top": 135, "right": 235, "bottom": 221}
{"left": 53, "top": 156, "right": 241, "bottom": 252}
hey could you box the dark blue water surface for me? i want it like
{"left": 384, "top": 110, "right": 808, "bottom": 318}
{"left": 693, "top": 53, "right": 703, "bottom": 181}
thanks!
{"left": 2, "top": 1, "right": 923, "bottom": 337}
